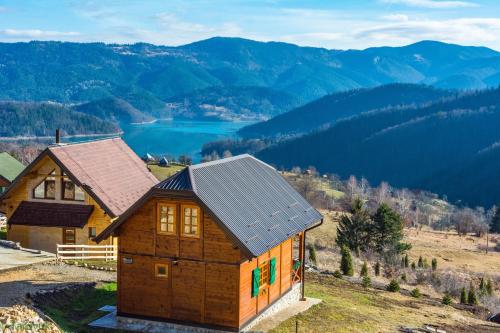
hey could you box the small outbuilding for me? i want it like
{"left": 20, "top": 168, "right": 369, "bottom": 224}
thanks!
{"left": 0, "top": 152, "right": 24, "bottom": 194}
{"left": 159, "top": 157, "right": 169, "bottom": 167}
{"left": 96, "top": 154, "right": 323, "bottom": 332}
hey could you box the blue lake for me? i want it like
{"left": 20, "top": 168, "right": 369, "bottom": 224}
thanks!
{"left": 119, "top": 120, "right": 252, "bottom": 161}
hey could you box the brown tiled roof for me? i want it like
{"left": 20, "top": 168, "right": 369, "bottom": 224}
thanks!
{"left": 48, "top": 138, "right": 158, "bottom": 217}
{"left": 9, "top": 201, "right": 94, "bottom": 228}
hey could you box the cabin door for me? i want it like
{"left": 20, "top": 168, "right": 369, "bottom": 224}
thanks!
{"left": 62, "top": 228, "right": 76, "bottom": 245}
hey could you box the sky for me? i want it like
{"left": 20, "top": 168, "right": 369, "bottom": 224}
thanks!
{"left": 1, "top": 0, "right": 500, "bottom": 50}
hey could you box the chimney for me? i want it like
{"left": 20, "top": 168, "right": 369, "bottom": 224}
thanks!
{"left": 55, "top": 129, "right": 60, "bottom": 144}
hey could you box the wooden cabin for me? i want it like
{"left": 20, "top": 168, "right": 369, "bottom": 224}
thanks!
{"left": 0, "top": 138, "right": 158, "bottom": 253}
{"left": 0, "top": 152, "right": 24, "bottom": 194}
{"left": 96, "top": 154, "right": 323, "bottom": 332}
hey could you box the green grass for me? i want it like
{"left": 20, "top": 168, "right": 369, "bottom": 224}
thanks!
{"left": 148, "top": 164, "right": 185, "bottom": 181}
{"left": 40, "top": 282, "right": 120, "bottom": 333}
{"left": 0, "top": 227, "right": 6, "bottom": 240}
{"left": 65, "top": 259, "right": 117, "bottom": 270}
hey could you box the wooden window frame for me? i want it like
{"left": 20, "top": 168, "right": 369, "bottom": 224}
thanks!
{"left": 181, "top": 204, "right": 200, "bottom": 238}
{"left": 88, "top": 227, "right": 97, "bottom": 238}
{"left": 62, "top": 228, "right": 76, "bottom": 245}
{"left": 61, "top": 173, "right": 85, "bottom": 202}
{"left": 33, "top": 169, "right": 56, "bottom": 200}
{"left": 154, "top": 263, "right": 169, "bottom": 280}
{"left": 157, "top": 203, "right": 176, "bottom": 235}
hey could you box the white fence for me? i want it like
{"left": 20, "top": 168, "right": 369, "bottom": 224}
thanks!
{"left": 56, "top": 244, "right": 117, "bottom": 261}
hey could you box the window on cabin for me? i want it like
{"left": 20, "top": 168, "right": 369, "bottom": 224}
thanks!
{"left": 182, "top": 206, "right": 199, "bottom": 237}
{"left": 155, "top": 263, "right": 168, "bottom": 279}
{"left": 88, "top": 227, "right": 97, "bottom": 238}
{"left": 62, "top": 173, "right": 85, "bottom": 201}
{"left": 158, "top": 204, "right": 176, "bottom": 234}
{"left": 259, "top": 261, "right": 269, "bottom": 288}
{"left": 33, "top": 170, "right": 56, "bottom": 199}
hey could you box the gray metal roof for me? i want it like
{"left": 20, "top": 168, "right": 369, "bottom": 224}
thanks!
{"left": 157, "top": 154, "right": 323, "bottom": 257}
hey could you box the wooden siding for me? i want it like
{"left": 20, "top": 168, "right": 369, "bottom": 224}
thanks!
{"left": 4, "top": 155, "right": 114, "bottom": 253}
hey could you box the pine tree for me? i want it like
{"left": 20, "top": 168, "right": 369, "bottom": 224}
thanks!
{"left": 336, "top": 199, "right": 372, "bottom": 256}
{"left": 360, "top": 261, "right": 368, "bottom": 277}
{"left": 479, "top": 277, "right": 486, "bottom": 296}
{"left": 308, "top": 243, "right": 317, "bottom": 266}
{"left": 431, "top": 258, "right": 437, "bottom": 271}
{"left": 491, "top": 205, "right": 500, "bottom": 233}
{"left": 460, "top": 287, "right": 468, "bottom": 304}
{"left": 386, "top": 279, "right": 400, "bottom": 292}
{"left": 486, "top": 279, "right": 493, "bottom": 296}
{"left": 468, "top": 282, "right": 478, "bottom": 305}
{"left": 442, "top": 293, "right": 453, "bottom": 305}
{"left": 374, "top": 261, "right": 380, "bottom": 276}
{"left": 372, "top": 204, "right": 409, "bottom": 254}
{"left": 401, "top": 273, "right": 407, "bottom": 282}
{"left": 404, "top": 254, "right": 409, "bottom": 268}
{"left": 411, "top": 262, "right": 416, "bottom": 270}
{"left": 418, "top": 256, "right": 424, "bottom": 268}
{"left": 362, "top": 276, "right": 371, "bottom": 288}
{"left": 340, "top": 245, "right": 354, "bottom": 276}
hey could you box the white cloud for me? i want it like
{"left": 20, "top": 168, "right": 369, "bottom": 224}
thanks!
{"left": 381, "top": 0, "right": 479, "bottom": 9}
{"left": 382, "top": 14, "right": 410, "bottom": 21}
{"left": 0, "top": 29, "right": 80, "bottom": 38}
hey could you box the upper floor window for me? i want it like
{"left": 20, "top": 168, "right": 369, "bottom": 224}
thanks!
{"left": 62, "top": 173, "right": 85, "bottom": 201}
{"left": 33, "top": 170, "right": 56, "bottom": 200}
{"left": 181, "top": 205, "right": 200, "bottom": 237}
{"left": 157, "top": 203, "right": 176, "bottom": 234}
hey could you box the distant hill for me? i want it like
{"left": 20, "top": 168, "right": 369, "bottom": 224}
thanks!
{"left": 165, "top": 86, "right": 302, "bottom": 121}
{"left": 238, "top": 84, "right": 453, "bottom": 138}
{"left": 73, "top": 97, "right": 154, "bottom": 124}
{"left": 0, "top": 102, "right": 119, "bottom": 137}
{"left": 253, "top": 87, "right": 500, "bottom": 207}
{"left": 1, "top": 39, "right": 500, "bottom": 106}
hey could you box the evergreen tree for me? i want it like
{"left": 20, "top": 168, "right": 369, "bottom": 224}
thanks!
{"left": 362, "top": 276, "right": 371, "bottom": 288}
{"left": 386, "top": 279, "right": 400, "bottom": 292}
{"left": 372, "top": 204, "right": 410, "bottom": 254}
{"left": 308, "top": 243, "right": 317, "bottom": 266}
{"left": 336, "top": 199, "right": 372, "bottom": 256}
{"left": 340, "top": 245, "right": 354, "bottom": 276}
{"left": 442, "top": 293, "right": 453, "bottom": 305}
{"left": 491, "top": 205, "right": 500, "bottom": 233}
{"left": 360, "top": 262, "right": 368, "bottom": 277}
{"left": 410, "top": 288, "right": 421, "bottom": 298}
{"left": 431, "top": 258, "right": 437, "bottom": 271}
{"left": 418, "top": 256, "right": 424, "bottom": 268}
{"left": 479, "top": 277, "right": 486, "bottom": 295}
{"left": 460, "top": 287, "right": 468, "bottom": 304}
{"left": 486, "top": 279, "right": 493, "bottom": 296}
{"left": 401, "top": 273, "right": 407, "bottom": 282}
{"left": 468, "top": 282, "right": 478, "bottom": 305}
{"left": 374, "top": 262, "right": 380, "bottom": 276}
{"left": 401, "top": 257, "right": 405, "bottom": 268}
{"left": 404, "top": 254, "right": 409, "bottom": 268}
{"left": 411, "top": 262, "right": 416, "bottom": 270}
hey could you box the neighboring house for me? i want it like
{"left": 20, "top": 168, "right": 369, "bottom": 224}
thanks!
{"left": 0, "top": 152, "right": 25, "bottom": 194}
{"left": 0, "top": 138, "right": 158, "bottom": 253}
{"left": 96, "top": 154, "right": 323, "bottom": 331}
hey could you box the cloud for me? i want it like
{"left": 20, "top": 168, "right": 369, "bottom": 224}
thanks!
{"left": 381, "top": 0, "right": 479, "bottom": 9}
{"left": 356, "top": 18, "right": 500, "bottom": 45}
{"left": 0, "top": 29, "right": 80, "bottom": 38}
{"left": 382, "top": 14, "right": 410, "bottom": 21}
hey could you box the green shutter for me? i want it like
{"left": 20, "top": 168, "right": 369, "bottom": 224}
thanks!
{"left": 252, "top": 267, "right": 260, "bottom": 297}
{"left": 269, "top": 257, "right": 277, "bottom": 285}
{"left": 293, "top": 259, "right": 301, "bottom": 271}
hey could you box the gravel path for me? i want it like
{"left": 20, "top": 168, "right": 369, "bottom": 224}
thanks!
{"left": 0, "top": 262, "right": 116, "bottom": 307}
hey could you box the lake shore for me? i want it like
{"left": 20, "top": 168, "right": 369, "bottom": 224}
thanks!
{"left": 0, "top": 131, "right": 123, "bottom": 141}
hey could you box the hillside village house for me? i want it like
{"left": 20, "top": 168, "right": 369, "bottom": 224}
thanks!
{"left": 0, "top": 137, "right": 158, "bottom": 253}
{"left": 96, "top": 155, "right": 323, "bottom": 331}
{"left": 0, "top": 152, "right": 24, "bottom": 194}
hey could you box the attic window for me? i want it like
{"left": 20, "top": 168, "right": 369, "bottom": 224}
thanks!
{"left": 158, "top": 203, "right": 176, "bottom": 234}
{"left": 62, "top": 172, "right": 85, "bottom": 201}
{"left": 33, "top": 170, "right": 56, "bottom": 200}
{"left": 181, "top": 205, "right": 199, "bottom": 237}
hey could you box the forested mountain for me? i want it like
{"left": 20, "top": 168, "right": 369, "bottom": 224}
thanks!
{"left": 251, "top": 87, "right": 500, "bottom": 207}
{"left": 0, "top": 102, "right": 119, "bottom": 137}
{"left": 0, "top": 38, "right": 500, "bottom": 108}
{"left": 72, "top": 97, "right": 154, "bottom": 124}
{"left": 239, "top": 84, "right": 454, "bottom": 138}
{"left": 165, "top": 86, "right": 302, "bottom": 121}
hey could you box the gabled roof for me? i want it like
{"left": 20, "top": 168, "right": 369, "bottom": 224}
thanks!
{"left": 0, "top": 153, "right": 24, "bottom": 183}
{"left": 97, "top": 154, "right": 322, "bottom": 257}
{"left": 1, "top": 138, "right": 158, "bottom": 217}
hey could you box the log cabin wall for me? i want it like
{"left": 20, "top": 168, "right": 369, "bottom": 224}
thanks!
{"left": 238, "top": 236, "right": 298, "bottom": 327}
{"left": 116, "top": 197, "right": 242, "bottom": 329}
